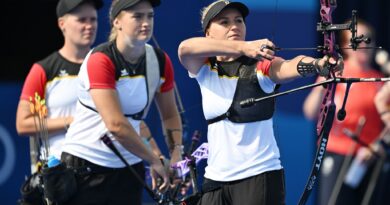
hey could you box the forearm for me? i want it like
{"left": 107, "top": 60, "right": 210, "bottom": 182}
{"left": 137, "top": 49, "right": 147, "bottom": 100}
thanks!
{"left": 162, "top": 112, "right": 183, "bottom": 149}
{"left": 270, "top": 55, "right": 316, "bottom": 83}
{"left": 154, "top": 90, "right": 183, "bottom": 152}
{"left": 178, "top": 37, "right": 244, "bottom": 58}
{"left": 91, "top": 89, "right": 159, "bottom": 164}
{"left": 16, "top": 101, "right": 72, "bottom": 136}
{"left": 149, "top": 138, "right": 164, "bottom": 157}
{"left": 110, "top": 120, "right": 159, "bottom": 164}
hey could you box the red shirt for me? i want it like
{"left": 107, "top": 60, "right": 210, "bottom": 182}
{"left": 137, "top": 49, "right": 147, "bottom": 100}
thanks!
{"left": 326, "top": 62, "right": 384, "bottom": 155}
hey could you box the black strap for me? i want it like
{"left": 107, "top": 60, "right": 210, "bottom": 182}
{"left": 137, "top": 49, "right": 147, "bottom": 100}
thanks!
{"left": 206, "top": 111, "right": 230, "bottom": 125}
{"left": 61, "top": 152, "right": 119, "bottom": 175}
{"left": 78, "top": 100, "right": 142, "bottom": 119}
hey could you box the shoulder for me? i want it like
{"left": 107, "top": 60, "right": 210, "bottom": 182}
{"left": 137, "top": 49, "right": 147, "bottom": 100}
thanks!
{"left": 151, "top": 47, "right": 167, "bottom": 64}
{"left": 92, "top": 42, "right": 113, "bottom": 56}
{"left": 256, "top": 58, "right": 273, "bottom": 76}
{"left": 36, "top": 51, "right": 61, "bottom": 72}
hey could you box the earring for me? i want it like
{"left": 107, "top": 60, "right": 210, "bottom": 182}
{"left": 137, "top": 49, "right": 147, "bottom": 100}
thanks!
{"left": 118, "top": 27, "right": 122, "bottom": 31}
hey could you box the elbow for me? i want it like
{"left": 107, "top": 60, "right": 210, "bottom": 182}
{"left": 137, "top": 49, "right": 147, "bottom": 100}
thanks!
{"left": 104, "top": 119, "right": 128, "bottom": 138}
{"left": 16, "top": 121, "right": 32, "bottom": 136}
{"left": 178, "top": 41, "right": 190, "bottom": 60}
{"left": 105, "top": 120, "right": 122, "bottom": 134}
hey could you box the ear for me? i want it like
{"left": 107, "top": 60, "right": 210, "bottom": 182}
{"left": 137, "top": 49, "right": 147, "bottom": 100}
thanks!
{"left": 113, "top": 18, "right": 122, "bottom": 30}
{"left": 58, "top": 17, "right": 65, "bottom": 32}
{"left": 205, "top": 30, "right": 210, "bottom": 37}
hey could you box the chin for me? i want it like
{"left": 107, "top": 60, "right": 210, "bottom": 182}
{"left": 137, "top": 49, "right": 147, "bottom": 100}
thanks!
{"left": 139, "top": 36, "right": 152, "bottom": 43}
{"left": 78, "top": 40, "right": 94, "bottom": 48}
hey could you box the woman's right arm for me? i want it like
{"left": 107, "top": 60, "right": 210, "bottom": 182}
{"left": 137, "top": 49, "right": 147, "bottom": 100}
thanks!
{"left": 178, "top": 37, "right": 275, "bottom": 75}
{"left": 16, "top": 64, "right": 72, "bottom": 136}
{"left": 90, "top": 88, "right": 169, "bottom": 189}
{"left": 16, "top": 100, "right": 72, "bottom": 136}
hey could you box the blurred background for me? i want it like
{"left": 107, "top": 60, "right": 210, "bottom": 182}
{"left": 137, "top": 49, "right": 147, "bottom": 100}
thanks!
{"left": 0, "top": 0, "right": 389, "bottom": 204}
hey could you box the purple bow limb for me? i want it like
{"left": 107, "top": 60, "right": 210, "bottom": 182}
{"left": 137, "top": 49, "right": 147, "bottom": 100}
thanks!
{"left": 171, "top": 143, "right": 209, "bottom": 177}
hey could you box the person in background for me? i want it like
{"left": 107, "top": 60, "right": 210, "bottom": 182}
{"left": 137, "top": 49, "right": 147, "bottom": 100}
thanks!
{"left": 61, "top": 0, "right": 183, "bottom": 204}
{"left": 303, "top": 20, "right": 384, "bottom": 205}
{"left": 16, "top": 0, "right": 102, "bottom": 162}
{"left": 15, "top": 0, "right": 102, "bottom": 204}
{"left": 178, "top": 1, "right": 343, "bottom": 204}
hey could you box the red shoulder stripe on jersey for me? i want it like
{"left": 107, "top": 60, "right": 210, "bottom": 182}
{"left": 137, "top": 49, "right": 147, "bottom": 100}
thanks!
{"left": 20, "top": 63, "right": 47, "bottom": 101}
{"left": 87, "top": 52, "right": 116, "bottom": 89}
{"left": 256, "top": 59, "right": 272, "bottom": 76}
{"left": 160, "top": 52, "right": 175, "bottom": 92}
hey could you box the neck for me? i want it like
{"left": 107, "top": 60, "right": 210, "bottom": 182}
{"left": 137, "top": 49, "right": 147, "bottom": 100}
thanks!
{"left": 116, "top": 37, "right": 146, "bottom": 63}
{"left": 59, "top": 42, "right": 90, "bottom": 64}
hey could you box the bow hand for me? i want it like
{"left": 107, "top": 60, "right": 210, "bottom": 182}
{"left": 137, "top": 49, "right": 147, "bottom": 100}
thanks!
{"left": 316, "top": 54, "right": 344, "bottom": 77}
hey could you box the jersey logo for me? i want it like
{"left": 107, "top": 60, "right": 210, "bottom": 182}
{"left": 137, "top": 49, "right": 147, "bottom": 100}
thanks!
{"left": 59, "top": 69, "right": 69, "bottom": 77}
{"left": 120, "top": 68, "right": 129, "bottom": 77}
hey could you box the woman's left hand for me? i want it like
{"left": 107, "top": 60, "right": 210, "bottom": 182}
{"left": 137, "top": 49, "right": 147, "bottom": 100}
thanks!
{"left": 169, "top": 148, "right": 184, "bottom": 185}
{"left": 317, "top": 55, "right": 344, "bottom": 77}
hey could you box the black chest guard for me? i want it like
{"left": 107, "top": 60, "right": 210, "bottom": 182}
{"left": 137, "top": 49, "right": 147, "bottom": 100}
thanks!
{"left": 206, "top": 56, "right": 278, "bottom": 124}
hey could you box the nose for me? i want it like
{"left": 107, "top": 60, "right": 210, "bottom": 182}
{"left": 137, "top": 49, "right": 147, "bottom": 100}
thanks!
{"left": 142, "top": 16, "right": 152, "bottom": 27}
{"left": 85, "top": 18, "right": 97, "bottom": 29}
{"left": 230, "top": 23, "right": 240, "bottom": 31}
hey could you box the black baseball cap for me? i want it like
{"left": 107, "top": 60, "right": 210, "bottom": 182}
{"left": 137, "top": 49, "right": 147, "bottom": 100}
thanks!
{"left": 202, "top": 1, "right": 249, "bottom": 33}
{"left": 56, "top": 0, "right": 104, "bottom": 18}
{"left": 110, "top": 0, "right": 161, "bottom": 21}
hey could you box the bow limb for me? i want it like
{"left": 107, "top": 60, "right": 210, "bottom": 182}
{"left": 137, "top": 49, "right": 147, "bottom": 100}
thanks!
{"left": 297, "top": 1, "right": 339, "bottom": 204}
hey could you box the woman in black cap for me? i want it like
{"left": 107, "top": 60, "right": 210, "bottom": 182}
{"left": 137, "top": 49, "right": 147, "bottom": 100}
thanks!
{"left": 16, "top": 0, "right": 102, "bottom": 204}
{"left": 61, "top": 0, "right": 183, "bottom": 204}
{"left": 178, "top": 0, "right": 343, "bottom": 204}
{"left": 17, "top": 0, "right": 103, "bottom": 163}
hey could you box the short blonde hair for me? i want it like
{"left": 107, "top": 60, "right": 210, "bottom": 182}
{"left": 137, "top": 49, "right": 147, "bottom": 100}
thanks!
{"left": 108, "top": 0, "right": 121, "bottom": 42}
{"left": 108, "top": 11, "right": 126, "bottom": 42}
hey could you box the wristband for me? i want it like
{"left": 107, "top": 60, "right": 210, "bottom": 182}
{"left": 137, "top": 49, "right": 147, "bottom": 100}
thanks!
{"left": 297, "top": 58, "right": 319, "bottom": 77}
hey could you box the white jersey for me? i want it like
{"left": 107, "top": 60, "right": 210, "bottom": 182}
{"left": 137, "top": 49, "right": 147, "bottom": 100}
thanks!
{"left": 62, "top": 42, "right": 175, "bottom": 168}
{"left": 20, "top": 52, "right": 81, "bottom": 159}
{"left": 192, "top": 59, "right": 282, "bottom": 181}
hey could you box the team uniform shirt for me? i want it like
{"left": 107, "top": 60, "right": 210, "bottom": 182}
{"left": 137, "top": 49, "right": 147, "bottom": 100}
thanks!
{"left": 63, "top": 42, "right": 174, "bottom": 168}
{"left": 20, "top": 52, "right": 81, "bottom": 159}
{"left": 191, "top": 58, "right": 283, "bottom": 182}
{"left": 326, "top": 62, "right": 384, "bottom": 155}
